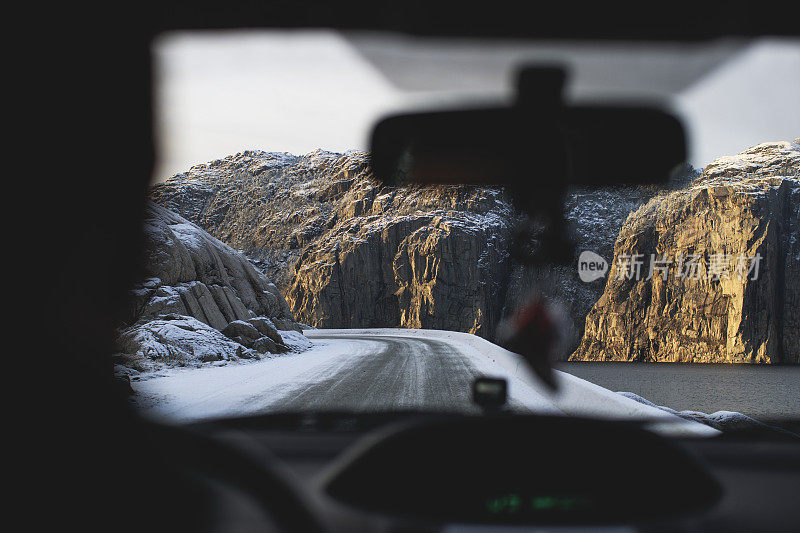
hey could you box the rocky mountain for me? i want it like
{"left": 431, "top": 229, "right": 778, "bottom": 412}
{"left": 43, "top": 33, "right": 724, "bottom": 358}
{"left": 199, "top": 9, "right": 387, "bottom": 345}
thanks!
{"left": 572, "top": 140, "right": 800, "bottom": 363}
{"left": 115, "top": 201, "right": 305, "bottom": 372}
{"left": 151, "top": 150, "right": 520, "bottom": 338}
{"left": 150, "top": 149, "right": 661, "bottom": 354}
{"left": 150, "top": 140, "right": 798, "bottom": 364}
{"left": 150, "top": 150, "right": 373, "bottom": 291}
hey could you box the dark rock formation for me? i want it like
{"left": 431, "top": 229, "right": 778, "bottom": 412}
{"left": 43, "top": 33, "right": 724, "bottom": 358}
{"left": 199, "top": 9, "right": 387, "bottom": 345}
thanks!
{"left": 572, "top": 140, "right": 800, "bottom": 363}
{"left": 288, "top": 210, "right": 512, "bottom": 336}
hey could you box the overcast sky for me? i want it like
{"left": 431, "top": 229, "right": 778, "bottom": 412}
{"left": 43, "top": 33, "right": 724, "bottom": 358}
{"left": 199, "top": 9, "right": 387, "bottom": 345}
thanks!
{"left": 676, "top": 40, "right": 800, "bottom": 165}
{"left": 153, "top": 31, "right": 397, "bottom": 180}
{"left": 152, "top": 31, "right": 799, "bottom": 181}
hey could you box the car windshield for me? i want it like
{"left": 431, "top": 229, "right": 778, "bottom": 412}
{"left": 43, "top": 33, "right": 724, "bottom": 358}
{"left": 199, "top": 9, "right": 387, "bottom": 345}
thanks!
{"left": 119, "top": 30, "right": 800, "bottom": 436}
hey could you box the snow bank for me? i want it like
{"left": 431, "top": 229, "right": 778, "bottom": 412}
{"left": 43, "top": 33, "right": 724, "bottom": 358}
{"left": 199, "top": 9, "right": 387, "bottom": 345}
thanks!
{"left": 617, "top": 391, "right": 785, "bottom": 434}
{"left": 132, "top": 336, "right": 374, "bottom": 421}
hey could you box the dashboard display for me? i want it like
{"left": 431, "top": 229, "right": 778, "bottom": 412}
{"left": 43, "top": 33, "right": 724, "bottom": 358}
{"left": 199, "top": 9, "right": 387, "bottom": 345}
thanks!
{"left": 325, "top": 416, "right": 721, "bottom": 525}
{"left": 485, "top": 493, "right": 593, "bottom": 515}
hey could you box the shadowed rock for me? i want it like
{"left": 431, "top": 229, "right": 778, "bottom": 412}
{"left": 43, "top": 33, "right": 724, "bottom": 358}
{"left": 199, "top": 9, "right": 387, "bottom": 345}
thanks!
{"left": 116, "top": 202, "right": 305, "bottom": 370}
{"left": 117, "top": 314, "right": 259, "bottom": 372}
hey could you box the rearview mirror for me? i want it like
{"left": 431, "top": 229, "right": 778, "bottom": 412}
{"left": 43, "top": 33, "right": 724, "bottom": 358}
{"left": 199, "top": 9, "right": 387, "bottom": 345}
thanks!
{"left": 369, "top": 66, "right": 686, "bottom": 191}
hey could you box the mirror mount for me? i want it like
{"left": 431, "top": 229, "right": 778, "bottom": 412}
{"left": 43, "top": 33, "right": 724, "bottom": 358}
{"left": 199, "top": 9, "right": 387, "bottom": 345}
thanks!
{"left": 515, "top": 65, "right": 566, "bottom": 110}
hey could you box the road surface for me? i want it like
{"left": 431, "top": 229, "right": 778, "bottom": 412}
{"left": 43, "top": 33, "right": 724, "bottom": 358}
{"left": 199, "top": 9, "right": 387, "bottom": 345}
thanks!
{"left": 271, "top": 334, "right": 484, "bottom": 412}
{"left": 132, "top": 329, "right": 717, "bottom": 436}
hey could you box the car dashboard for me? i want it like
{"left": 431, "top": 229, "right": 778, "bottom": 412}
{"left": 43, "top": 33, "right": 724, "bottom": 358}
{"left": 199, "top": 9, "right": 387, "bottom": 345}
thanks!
{"left": 179, "top": 412, "right": 800, "bottom": 533}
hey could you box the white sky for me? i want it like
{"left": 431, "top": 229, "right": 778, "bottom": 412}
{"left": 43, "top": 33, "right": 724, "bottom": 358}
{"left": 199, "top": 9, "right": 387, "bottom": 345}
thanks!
{"left": 153, "top": 31, "right": 400, "bottom": 180}
{"left": 676, "top": 40, "right": 800, "bottom": 165}
{"left": 153, "top": 31, "right": 799, "bottom": 181}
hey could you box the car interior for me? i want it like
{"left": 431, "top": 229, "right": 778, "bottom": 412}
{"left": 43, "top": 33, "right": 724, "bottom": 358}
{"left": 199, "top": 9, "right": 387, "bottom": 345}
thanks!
{"left": 39, "top": 2, "right": 798, "bottom": 532}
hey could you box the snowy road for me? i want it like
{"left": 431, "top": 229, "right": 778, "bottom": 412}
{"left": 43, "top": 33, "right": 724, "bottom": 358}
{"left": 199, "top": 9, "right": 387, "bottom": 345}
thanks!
{"left": 133, "top": 331, "right": 539, "bottom": 420}
{"left": 272, "top": 335, "right": 483, "bottom": 411}
{"left": 132, "top": 329, "right": 717, "bottom": 436}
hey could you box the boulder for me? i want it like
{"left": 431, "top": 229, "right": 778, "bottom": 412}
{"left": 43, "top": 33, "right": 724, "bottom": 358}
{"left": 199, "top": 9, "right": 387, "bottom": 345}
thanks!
{"left": 271, "top": 317, "right": 304, "bottom": 333}
{"left": 246, "top": 316, "right": 283, "bottom": 344}
{"left": 253, "top": 336, "right": 288, "bottom": 354}
{"left": 221, "top": 320, "right": 263, "bottom": 346}
{"left": 221, "top": 319, "right": 289, "bottom": 354}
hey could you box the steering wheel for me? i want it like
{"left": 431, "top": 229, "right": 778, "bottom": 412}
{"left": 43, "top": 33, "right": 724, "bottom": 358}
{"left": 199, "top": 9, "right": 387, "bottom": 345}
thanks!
{"left": 142, "top": 421, "right": 327, "bottom": 533}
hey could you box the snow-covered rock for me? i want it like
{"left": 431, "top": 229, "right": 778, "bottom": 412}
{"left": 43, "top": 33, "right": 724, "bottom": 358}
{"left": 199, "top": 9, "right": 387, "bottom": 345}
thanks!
{"left": 117, "top": 314, "right": 259, "bottom": 372}
{"left": 276, "top": 330, "right": 314, "bottom": 353}
{"left": 616, "top": 391, "right": 793, "bottom": 436}
{"left": 116, "top": 202, "right": 309, "bottom": 371}
{"left": 149, "top": 149, "right": 664, "bottom": 353}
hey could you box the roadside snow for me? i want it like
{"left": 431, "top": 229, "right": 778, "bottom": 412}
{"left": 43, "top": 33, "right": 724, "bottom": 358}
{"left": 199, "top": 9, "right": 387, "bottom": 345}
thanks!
{"left": 133, "top": 337, "right": 374, "bottom": 421}
{"left": 132, "top": 327, "right": 718, "bottom": 437}
{"left": 117, "top": 315, "right": 260, "bottom": 372}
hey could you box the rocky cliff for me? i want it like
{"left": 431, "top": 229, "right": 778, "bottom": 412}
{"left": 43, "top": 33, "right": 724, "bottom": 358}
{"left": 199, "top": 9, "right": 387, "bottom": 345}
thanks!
{"left": 288, "top": 204, "right": 513, "bottom": 336}
{"left": 150, "top": 150, "right": 374, "bottom": 291}
{"left": 151, "top": 141, "right": 798, "bottom": 364}
{"left": 150, "top": 150, "right": 665, "bottom": 354}
{"left": 572, "top": 140, "right": 800, "bottom": 363}
{"left": 152, "top": 150, "right": 522, "bottom": 338}
{"left": 502, "top": 184, "right": 670, "bottom": 353}
{"left": 115, "top": 201, "right": 305, "bottom": 372}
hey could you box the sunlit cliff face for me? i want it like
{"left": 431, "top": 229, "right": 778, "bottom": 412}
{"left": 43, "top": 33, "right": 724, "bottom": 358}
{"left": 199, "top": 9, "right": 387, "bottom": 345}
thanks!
{"left": 575, "top": 140, "right": 800, "bottom": 363}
